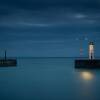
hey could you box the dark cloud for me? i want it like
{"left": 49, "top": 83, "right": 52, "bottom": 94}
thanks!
{"left": 0, "top": 0, "right": 100, "bottom": 57}
{"left": 0, "top": 0, "right": 100, "bottom": 27}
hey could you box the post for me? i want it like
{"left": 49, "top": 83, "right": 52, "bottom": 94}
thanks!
{"left": 80, "top": 39, "right": 83, "bottom": 58}
{"left": 5, "top": 50, "right": 7, "bottom": 60}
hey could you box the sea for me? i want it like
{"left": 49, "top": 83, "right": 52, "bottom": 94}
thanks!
{"left": 0, "top": 57, "right": 100, "bottom": 100}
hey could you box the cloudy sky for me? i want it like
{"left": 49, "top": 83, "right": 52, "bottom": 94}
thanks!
{"left": 0, "top": 0, "right": 100, "bottom": 57}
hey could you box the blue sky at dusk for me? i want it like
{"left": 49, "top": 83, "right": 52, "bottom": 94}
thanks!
{"left": 0, "top": 0, "right": 100, "bottom": 57}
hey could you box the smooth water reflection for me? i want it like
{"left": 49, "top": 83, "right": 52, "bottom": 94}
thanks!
{"left": 0, "top": 58, "right": 100, "bottom": 100}
{"left": 74, "top": 70, "right": 93, "bottom": 100}
{"left": 80, "top": 71, "right": 94, "bottom": 80}
{"left": 79, "top": 71, "right": 94, "bottom": 81}
{"left": 75, "top": 69, "right": 100, "bottom": 100}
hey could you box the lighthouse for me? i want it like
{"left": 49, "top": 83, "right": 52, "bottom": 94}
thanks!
{"left": 75, "top": 40, "right": 100, "bottom": 69}
{"left": 89, "top": 42, "right": 94, "bottom": 60}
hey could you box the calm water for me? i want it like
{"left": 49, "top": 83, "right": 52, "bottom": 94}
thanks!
{"left": 0, "top": 58, "right": 100, "bottom": 100}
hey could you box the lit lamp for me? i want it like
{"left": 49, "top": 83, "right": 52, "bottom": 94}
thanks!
{"left": 89, "top": 42, "right": 94, "bottom": 60}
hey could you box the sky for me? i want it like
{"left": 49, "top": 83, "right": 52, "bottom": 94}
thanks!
{"left": 0, "top": 0, "right": 100, "bottom": 57}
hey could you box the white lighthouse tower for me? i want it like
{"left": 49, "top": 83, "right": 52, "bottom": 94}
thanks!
{"left": 89, "top": 42, "right": 94, "bottom": 60}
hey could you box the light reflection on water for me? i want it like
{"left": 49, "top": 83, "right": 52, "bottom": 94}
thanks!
{"left": 76, "top": 69, "right": 100, "bottom": 82}
{"left": 80, "top": 71, "right": 94, "bottom": 81}
{"left": 75, "top": 68, "right": 100, "bottom": 100}
{"left": 75, "top": 70, "right": 96, "bottom": 100}
{"left": 80, "top": 71, "right": 94, "bottom": 80}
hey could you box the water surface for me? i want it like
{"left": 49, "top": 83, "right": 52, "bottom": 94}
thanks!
{"left": 0, "top": 58, "right": 100, "bottom": 100}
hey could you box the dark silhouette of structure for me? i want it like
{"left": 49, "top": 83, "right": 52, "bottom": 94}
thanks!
{"left": 0, "top": 50, "right": 17, "bottom": 67}
{"left": 75, "top": 42, "right": 100, "bottom": 69}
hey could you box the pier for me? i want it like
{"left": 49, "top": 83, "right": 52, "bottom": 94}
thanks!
{"left": 0, "top": 51, "right": 17, "bottom": 67}
{"left": 75, "top": 42, "right": 100, "bottom": 69}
